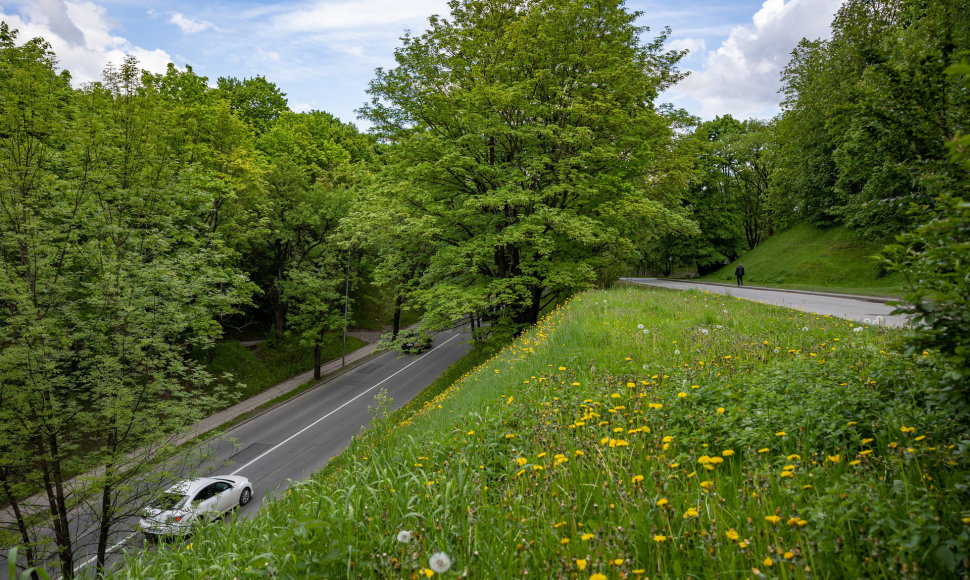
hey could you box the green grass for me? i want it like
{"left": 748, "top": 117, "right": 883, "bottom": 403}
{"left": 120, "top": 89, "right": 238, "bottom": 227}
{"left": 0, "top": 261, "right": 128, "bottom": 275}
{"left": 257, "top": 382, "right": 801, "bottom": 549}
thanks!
{"left": 702, "top": 222, "right": 907, "bottom": 297}
{"left": 203, "top": 333, "right": 366, "bottom": 401}
{"left": 120, "top": 287, "right": 967, "bottom": 579}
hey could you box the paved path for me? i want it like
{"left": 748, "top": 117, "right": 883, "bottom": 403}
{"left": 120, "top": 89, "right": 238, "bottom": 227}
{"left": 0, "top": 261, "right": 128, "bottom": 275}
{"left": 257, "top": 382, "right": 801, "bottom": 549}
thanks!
{"left": 621, "top": 278, "right": 907, "bottom": 327}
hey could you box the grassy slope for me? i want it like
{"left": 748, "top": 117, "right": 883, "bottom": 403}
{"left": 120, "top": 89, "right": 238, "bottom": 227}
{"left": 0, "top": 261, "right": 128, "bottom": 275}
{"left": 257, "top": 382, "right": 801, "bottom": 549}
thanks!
{"left": 123, "top": 287, "right": 965, "bottom": 579}
{"left": 701, "top": 223, "right": 907, "bottom": 297}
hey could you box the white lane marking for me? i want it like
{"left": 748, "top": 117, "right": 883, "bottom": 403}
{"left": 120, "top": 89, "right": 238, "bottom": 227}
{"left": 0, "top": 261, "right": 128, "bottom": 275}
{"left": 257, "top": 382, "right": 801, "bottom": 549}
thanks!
{"left": 229, "top": 332, "right": 462, "bottom": 476}
{"left": 72, "top": 332, "right": 462, "bottom": 575}
{"left": 73, "top": 532, "right": 135, "bottom": 574}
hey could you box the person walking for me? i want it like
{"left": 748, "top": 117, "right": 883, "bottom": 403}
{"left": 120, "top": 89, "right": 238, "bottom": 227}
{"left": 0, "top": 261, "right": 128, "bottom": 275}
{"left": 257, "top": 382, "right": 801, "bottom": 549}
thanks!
{"left": 735, "top": 263, "right": 745, "bottom": 286}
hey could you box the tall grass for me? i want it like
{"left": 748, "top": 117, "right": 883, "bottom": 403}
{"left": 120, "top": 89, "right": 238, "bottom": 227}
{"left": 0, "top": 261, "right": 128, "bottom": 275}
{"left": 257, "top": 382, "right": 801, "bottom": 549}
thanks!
{"left": 121, "top": 287, "right": 967, "bottom": 579}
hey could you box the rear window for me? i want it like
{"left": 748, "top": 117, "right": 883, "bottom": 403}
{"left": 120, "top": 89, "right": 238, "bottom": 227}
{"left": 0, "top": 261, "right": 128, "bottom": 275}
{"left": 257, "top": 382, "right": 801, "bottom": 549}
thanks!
{"left": 149, "top": 492, "right": 187, "bottom": 511}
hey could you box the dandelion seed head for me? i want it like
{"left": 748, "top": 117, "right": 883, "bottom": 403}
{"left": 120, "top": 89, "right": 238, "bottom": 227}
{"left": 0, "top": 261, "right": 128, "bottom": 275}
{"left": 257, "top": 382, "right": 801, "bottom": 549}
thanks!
{"left": 429, "top": 551, "right": 452, "bottom": 573}
{"left": 396, "top": 530, "right": 413, "bottom": 543}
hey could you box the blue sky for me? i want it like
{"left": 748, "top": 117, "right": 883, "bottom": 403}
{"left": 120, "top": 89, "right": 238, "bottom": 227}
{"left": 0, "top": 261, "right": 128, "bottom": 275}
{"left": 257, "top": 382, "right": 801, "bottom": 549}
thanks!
{"left": 0, "top": 0, "right": 845, "bottom": 128}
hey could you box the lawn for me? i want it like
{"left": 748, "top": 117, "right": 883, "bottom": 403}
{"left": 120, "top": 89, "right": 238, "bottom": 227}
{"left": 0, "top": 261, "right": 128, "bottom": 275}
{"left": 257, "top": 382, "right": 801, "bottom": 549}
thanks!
{"left": 123, "top": 286, "right": 967, "bottom": 579}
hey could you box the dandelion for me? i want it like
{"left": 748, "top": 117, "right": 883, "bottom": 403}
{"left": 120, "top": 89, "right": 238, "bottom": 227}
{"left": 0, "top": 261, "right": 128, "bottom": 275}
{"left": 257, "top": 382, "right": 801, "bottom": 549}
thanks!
{"left": 716, "top": 407, "right": 726, "bottom": 414}
{"left": 826, "top": 454, "right": 841, "bottom": 463}
{"left": 632, "top": 474, "right": 644, "bottom": 484}
{"left": 763, "top": 557, "right": 774, "bottom": 567}
{"left": 775, "top": 431, "right": 786, "bottom": 437}
{"left": 419, "top": 569, "right": 434, "bottom": 578}
{"left": 674, "top": 349, "right": 681, "bottom": 355}
{"left": 576, "top": 559, "right": 588, "bottom": 570}
{"left": 396, "top": 530, "right": 413, "bottom": 544}
{"left": 591, "top": 574, "right": 607, "bottom": 580}
{"left": 787, "top": 454, "right": 801, "bottom": 460}
{"left": 613, "top": 558, "right": 624, "bottom": 565}
{"left": 581, "top": 533, "right": 595, "bottom": 540}
{"left": 757, "top": 448, "right": 769, "bottom": 454}
{"left": 558, "top": 366, "right": 567, "bottom": 371}
{"left": 683, "top": 507, "right": 699, "bottom": 519}
{"left": 853, "top": 327, "right": 864, "bottom": 332}
{"left": 849, "top": 459, "right": 861, "bottom": 466}
{"left": 656, "top": 498, "right": 669, "bottom": 507}
{"left": 722, "top": 449, "right": 734, "bottom": 456}
{"left": 700, "top": 328, "right": 710, "bottom": 335}
{"left": 765, "top": 515, "right": 781, "bottom": 524}
{"left": 649, "top": 403, "right": 664, "bottom": 409}
{"left": 726, "top": 529, "right": 740, "bottom": 541}
{"left": 515, "top": 457, "right": 528, "bottom": 466}
{"left": 784, "top": 551, "right": 795, "bottom": 559}
{"left": 429, "top": 552, "right": 452, "bottom": 573}
{"left": 653, "top": 534, "right": 668, "bottom": 542}
{"left": 678, "top": 392, "right": 688, "bottom": 398}
{"left": 662, "top": 435, "right": 674, "bottom": 443}
{"left": 561, "top": 538, "right": 570, "bottom": 545}
{"left": 700, "top": 480, "right": 714, "bottom": 491}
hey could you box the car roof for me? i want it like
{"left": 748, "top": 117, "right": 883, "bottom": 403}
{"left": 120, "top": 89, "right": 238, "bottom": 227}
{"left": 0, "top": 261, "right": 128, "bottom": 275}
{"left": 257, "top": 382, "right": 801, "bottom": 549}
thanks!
{"left": 165, "top": 476, "right": 240, "bottom": 496}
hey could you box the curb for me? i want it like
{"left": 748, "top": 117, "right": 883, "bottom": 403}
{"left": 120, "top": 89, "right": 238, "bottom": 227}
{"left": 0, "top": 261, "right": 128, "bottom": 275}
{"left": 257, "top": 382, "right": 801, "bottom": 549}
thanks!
{"left": 621, "top": 278, "right": 898, "bottom": 304}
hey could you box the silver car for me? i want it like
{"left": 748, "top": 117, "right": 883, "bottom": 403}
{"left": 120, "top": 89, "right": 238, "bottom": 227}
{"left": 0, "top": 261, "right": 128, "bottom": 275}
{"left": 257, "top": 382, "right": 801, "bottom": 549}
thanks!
{"left": 139, "top": 475, "right": 253, "bottom": 538}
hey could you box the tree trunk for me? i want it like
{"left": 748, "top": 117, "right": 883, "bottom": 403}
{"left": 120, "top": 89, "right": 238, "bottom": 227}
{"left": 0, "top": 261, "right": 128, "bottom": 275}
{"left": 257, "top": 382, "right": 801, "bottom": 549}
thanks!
{"left": 392, "top": 293, "right": 403, "bottom": 339}
{"left": 313, "top": 332, "right": 323, "bottom": 380}
{"left": 41, "top": 448, "right": 73, "bottom": 579}
{"left": 0, "top": 469, "right": 36, "bottom": 569}
{"left": 95, "top": 462, "right": 115, "bottom": 578}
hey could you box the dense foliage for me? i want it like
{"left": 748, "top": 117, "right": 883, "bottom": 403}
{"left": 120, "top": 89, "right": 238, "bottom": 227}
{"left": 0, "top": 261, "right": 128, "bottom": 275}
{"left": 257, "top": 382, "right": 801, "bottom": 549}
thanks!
{"left": 361, "top": 0, "right": 693, "bottom": 335}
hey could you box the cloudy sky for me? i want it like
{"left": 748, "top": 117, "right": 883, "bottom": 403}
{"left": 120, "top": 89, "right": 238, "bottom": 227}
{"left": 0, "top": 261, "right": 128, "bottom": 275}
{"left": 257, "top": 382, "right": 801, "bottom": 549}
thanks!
{"left": 0, "top": 0, "right": 846, "bottom": 127}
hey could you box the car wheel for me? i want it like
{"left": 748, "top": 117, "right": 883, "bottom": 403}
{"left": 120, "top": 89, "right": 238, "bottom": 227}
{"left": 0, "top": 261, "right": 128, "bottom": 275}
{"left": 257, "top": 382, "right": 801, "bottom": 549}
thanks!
{"left": 239, "top": 487, "right": 252, "bottom": 506}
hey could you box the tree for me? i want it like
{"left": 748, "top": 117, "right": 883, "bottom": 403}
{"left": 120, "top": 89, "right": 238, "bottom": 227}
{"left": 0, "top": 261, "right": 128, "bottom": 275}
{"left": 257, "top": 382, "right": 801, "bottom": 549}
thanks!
{"left": 361, "top": 0, "right": 687, "bottom": 334}
{"left": 216, "top": 75, "right": 289, "bottom": 134}
{"left": 0, "top": 43, "right": 254, "bottom": 576}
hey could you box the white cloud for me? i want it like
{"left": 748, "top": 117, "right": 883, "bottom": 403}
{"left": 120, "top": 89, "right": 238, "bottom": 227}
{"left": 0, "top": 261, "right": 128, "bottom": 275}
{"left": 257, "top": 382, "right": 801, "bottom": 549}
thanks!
{"left": 1, "top": 0, "right": 173, "bottom": 84}
{"left": 668, "top": 0, "right": 845, "bottom": 120}
{"left": 666, "top": 37, "right": 706, "bottom": 57}
{"left": 272, "top": 0, "right": 448, "bottom": 32}
{"left": 169, "top": 12, "right": 215, "bottom": 35}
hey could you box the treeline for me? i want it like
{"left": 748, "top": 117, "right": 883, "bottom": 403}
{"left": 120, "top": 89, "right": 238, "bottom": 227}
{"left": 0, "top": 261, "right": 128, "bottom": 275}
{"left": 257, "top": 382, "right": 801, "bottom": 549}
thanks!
{"left": 645, "top": 0, "right": 970, "bottom": 276}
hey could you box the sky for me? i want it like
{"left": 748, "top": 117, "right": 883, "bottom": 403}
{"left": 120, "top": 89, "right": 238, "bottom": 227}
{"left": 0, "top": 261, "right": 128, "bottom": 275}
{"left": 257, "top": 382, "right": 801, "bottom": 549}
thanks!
{"left": 0, "top": 0, "right": 847, "bottom": 128}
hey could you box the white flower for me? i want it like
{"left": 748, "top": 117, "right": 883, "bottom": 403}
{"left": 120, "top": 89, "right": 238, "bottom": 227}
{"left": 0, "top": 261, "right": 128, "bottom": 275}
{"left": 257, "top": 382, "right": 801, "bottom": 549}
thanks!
{"left": 853, "top": 327, "right": 864, "bottom": 332}
{"left": 429, "top": 551, "right": 452, "bottom": 573}
{"left": 774, "top": 348, "right": 780, "bottom": 354}
{"left": 722, "top": 310, "right": 728, "bottom": 314}
{"left": 642, "top": 329, "right": 650, "bottom": 334}
{"left": 396, "top": 530, "right": 413, "bottom": 543}
{"left": 863, "top": 318, "right": 872, "bottom": 325}
{"left": 637, "top": 324, "right": 645, "bottom": 329}
{"left": 674, "top": 349, "right": 681, "bottom": 355}
{"left": 699, "top": 328, "right": 710, "bottom": 335}
{"left": 875, "top": 316, "right": 885, "bottom": 325}
{"left": 642, "top": 364, "right": 649, "bottom": 370}
{"left": 802, "top": 327, "right": 809, "bottom": 331}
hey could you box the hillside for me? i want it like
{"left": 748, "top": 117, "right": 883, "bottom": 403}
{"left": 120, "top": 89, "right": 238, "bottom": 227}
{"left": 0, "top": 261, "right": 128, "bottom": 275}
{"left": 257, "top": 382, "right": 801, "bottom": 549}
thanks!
{"left": 121, "top": 286, "right": 965, "bottom": 579}
{"left": 701, "top": 223, "right": 907, "bottom": 297}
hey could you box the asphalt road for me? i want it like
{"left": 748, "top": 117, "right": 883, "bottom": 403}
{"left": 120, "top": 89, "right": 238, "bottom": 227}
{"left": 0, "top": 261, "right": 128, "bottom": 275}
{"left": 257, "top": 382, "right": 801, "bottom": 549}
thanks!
{"left": 43, "top": 328, "right": 472, "bottom": 578}
{"left": 621, "top": 278, "right": 907, "bottom": 327}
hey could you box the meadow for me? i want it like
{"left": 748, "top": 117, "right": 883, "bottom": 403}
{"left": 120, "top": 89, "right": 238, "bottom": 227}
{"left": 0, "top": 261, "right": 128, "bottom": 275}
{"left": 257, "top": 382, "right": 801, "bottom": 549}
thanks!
{"left": 121, "top": 286, "right": 968, "bottom": 579}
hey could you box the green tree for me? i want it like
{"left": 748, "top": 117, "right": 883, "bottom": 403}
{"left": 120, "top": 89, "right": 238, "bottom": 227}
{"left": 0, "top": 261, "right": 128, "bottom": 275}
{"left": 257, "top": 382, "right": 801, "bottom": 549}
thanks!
{"left": 361, "top": 0, "right": 686, "bottom": 334}
{"left": 0, "top": 43, "right": 254, "bottom": 576}
{"left": 216, "top": 75, "right": 289, "bottom": 134}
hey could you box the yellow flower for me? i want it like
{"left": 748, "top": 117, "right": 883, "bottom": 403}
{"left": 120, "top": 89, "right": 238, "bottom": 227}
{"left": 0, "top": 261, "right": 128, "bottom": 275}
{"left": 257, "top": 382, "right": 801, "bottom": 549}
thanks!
{"left": 722, "top": 449, "right": 734, "bottom": 457}
{"left": 668, "top": 462, "right": 679, "bottom": 468}
{"left": 632, "top": 474, "right": 644, "bottom": 484}
{"left": 515, "top": 457, "right": 528, "bottom": 466}
{"left": 575, "top": 450, "right": 585, "bottom": 457}
{"left": 900, "top": 426, "right": 916, "bottom": 433}
{"left": 765, "top": 515, "right": 781, "bottom": 524}
{"left": 420, "top": 569, "right": 435, "bottom": 578}
{"left": 656, "top": 498, "right": 669, "bottom": 507}
{"left": 700, "top": 480, "right": 714, "bottom": 491}
{"left": 561, "top": 538, "right": 570, "bottom": 545}
{"left": 784, "top": 551, "right": 795, "bottom": 559}
{"left": 915, "top": 435, "right": 927, "bottom": 441}
{"left": 786, "top": 454, "right": 801, "bottom": 460}
{"left": 581, "top": 533, "right": 595, "bottom": 540}
{"left": 849, "top": 459, "right": 861, "bottom": 466}
{"left": 757, "top": 448, "right": 769, "bottom": 454}
{"left": 779, "top": 470, "right": 794, "bottom": 478}
{"left": 683, "top": 507, "right": 699, "bottom": 519}
{"left": 826, "top": 454, "right": 841, "bottom": 463}
{"left": 739, "top": 541, "right": 749, "bottom": 549}
{"left": 716, "top": 407, "right": 726, "bottom": 414}
{"left": 633, "top": 570, "right": 645, "bottom": 575}
{"left": 648, "top": 403, "right": 663, "bottom": 409}
{"left": 662, "top": 435, "right": 674, "bottom": 443}
{"left": 725, "top": 529, "right": 740, "bottom": 541}
{"left": 962, "top": 517, "right": 970, "bottom": 525}
{"left": 653, "top": 534, "right": 667, "bottom": 542}
{"left": 859, "top": 449, "right": 873, "bottom": 456}
{"left": 558, "top": 366, "right": 567, "bottom": 371}
{"left": 763, "top": 557, "right": 774, "bottom": 567}
{"left": 591, "top": 574, "right": 607, "bottom": 580}
{"left": 613, "top": 558, "right": 624, "bottom": 565}
{"left": 572, "top": 382, "right": 581, "bottom": 386}
{"left": 576, "top": 559, "right": 587, "bottom": 571}
{"left": 678, "top": 392, "right": 688, "bottom": 398}
{"left": 861, "top": 438, "right": 874, "bottom": 444}
{"left": 627, "top": 381, "right": 636, "bottom": 388}
{"left": 776, "top": 431, "right": 786, "bottom": 437}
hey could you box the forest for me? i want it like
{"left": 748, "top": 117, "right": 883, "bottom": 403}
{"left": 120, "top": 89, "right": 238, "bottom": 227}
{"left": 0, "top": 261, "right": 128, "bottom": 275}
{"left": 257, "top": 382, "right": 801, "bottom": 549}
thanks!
{"left": 1, "top": 0, "right": 968, "bottom": 576}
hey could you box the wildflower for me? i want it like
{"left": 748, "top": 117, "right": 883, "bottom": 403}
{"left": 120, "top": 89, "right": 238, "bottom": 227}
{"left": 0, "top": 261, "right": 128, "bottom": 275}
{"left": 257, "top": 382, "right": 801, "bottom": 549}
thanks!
{"left": 914, "top": 435, "right": 926, "bottom": 442}
{"left": 561, "top": 538, "right": 570, "bottom": 545}
{"left": 591, "top": 574, "right": 607, "bottom": 580}
{"left": 722, "top": 449, "right": 734, "bottom": 457}
{"left": 648, "top": 403, "right": 663, "bottom": 409}
{"left": 613, "top": 558, "right": 624, "bottom": 565}
{"left": 784, "top": 552, "right": 795, "bottom": 559}
{"left": 653, "top": 534, "right": 667, "bottom": 542}
{"left": 638, "top": 324, "right": 645, "bottom": 329}
{"left": 726, "top": 529, "right": 740, "bottom": 541}
{"left": 467, "top": 430, "right": 475, "bottom": 435}
{"left": 861, "top": 438, "right": 874, "bottom": 444}
{"left": 776, "top": 431, "right": 786, "bottom": 437}
{"left": 683, "top": 507, "right": 699, "bottom": 519}
{"left": 765, "top": 515, "right": 781, "bottom": 524}
{"left": 700, "top": 480, "right": 714, "bottom": 491}
{"left": 779, "top": 471, "right": 794, "bottom": 478}
{"left": 656, "top": 498, "right": 669, "bottom": 507}
{"left": 662, "top": 435, "right": 674, "bottom": 443}
{"left": 632, "top": 475, "right": 644, "bottom": 484}
{"left": 757, "top": 448, "right": 769, "bottom": 454}
{"left": 787, "top": 454, "right": 800, "bottom": 460}
{"left": 826, "top": 454, "right": 841, "bottom": 463}
{"left": 515, "top": 457, "right": 528, "bottom": 466}
{"left": 396, "top": 530, "right": 413, "bottom": 544}
{"left": 576, "top": 559, "right": 588, "bottom": 570}
{"left": 853, "top": 327, "right": 864, "bottom": 332}
{"left": 558, "top": 366, "right": 567, "bottom": 371}
{"left": 674, "top": 349, "right": 681, "bottom": 355}
{"left": 787, "top": 517, "right": 807, "bottom": 527}
{"left": 716, "top": 407, "right": 726, "bottom": 414}
{"left": 581, "top": 533, "right": 595, "bottom": 540}
{"left": 429, "top": 552, "right": 452, "bottom": 573}
{"left": 419, "top": 569, "right": 434, "bottom": 578}
{"left": 678, "top": 392, "right": 688, "bottom": 398}
{"left": 763, "top": 557, "right": 774, "bottom": 567}
{"left": 859, "top": 449, "right": 873, "bottom": 456}
{"left": 575, "top": 450, "right": 585, "bottom": 457}
{"left": 849, "top": 459, "right": 861, "bottom": 466}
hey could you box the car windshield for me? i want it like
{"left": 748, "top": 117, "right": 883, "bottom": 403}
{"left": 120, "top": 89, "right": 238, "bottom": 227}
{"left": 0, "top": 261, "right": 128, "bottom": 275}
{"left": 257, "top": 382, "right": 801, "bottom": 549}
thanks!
{"left": 148, "top": 492, "right": 187, "bottom": 511}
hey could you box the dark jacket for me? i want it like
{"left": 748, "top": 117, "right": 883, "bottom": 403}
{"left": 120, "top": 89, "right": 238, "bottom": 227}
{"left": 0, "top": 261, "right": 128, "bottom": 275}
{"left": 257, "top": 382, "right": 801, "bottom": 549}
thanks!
{"left": 735, "top": 265, "right": 745, "bottom": 277}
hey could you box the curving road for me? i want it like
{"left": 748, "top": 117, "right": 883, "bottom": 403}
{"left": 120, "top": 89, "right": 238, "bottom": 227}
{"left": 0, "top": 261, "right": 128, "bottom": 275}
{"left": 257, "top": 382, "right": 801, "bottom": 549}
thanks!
{"left": 57, "top": 328, "right": 473, "bottom": 577}
{"left": 621, "top": 278, "right": 907, "bottom": 327}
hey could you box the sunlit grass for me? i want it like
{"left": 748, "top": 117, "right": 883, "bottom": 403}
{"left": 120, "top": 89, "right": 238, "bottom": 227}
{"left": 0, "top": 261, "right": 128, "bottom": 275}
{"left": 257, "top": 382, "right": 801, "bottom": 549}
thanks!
{"left": 120, "top": 286, "right": 967, "bottom": 579}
